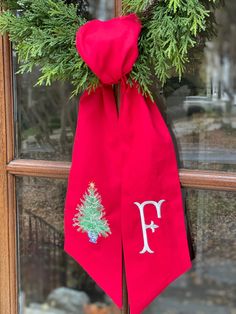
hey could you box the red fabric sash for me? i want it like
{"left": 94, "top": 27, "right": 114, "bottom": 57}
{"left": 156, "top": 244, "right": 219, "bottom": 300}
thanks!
{"left": 64, "top": 14, "right": 191, "bottom": 314}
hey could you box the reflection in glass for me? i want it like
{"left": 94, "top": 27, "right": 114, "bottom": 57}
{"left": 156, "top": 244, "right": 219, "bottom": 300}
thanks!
{"left": 14, "top": 76, "right": 77, "bottom": 161}
{"left": 17, "top": 177, "right": 120, "bottom": 314}
{"left": 88, "top": 0, "right": 114, "bottom": 20}
{"left": 144, "top": 189, "right": 236, "bottom": 314}
{"left": 13, "top": 0, "right": 236, "bottom": 169}
{"left": 165, "top": 0, "right": 236, "bottom": 171}
{"left": 13, "top": 0, "right": 114, "bottom": 161}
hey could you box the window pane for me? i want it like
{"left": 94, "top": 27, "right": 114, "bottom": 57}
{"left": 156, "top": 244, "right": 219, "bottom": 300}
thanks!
{"left": 14, "top": 1, "right": 236, "bottom": 170}
{"left": 144, "top": 189, "right": 236, "bottom": 314}
{"left": 14, "top": 0, "right": 114, "bottom": 161}
{"left": 88, "top": 0, "right": 114, "bottom": 20}
{"left": 165, "top": 0, "right": 236, "bottom": 171}
{"left": 16, "top": 177, "right": 120, "bottom": 314}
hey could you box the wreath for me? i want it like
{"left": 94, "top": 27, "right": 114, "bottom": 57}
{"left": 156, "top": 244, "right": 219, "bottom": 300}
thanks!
{"left": 0, "top": 0, "right": 222, "bottom": 98}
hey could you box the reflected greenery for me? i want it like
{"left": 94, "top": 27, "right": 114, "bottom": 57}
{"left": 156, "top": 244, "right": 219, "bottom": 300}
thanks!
{"left": 17, "top": 176, "right": 120, "bottom": 314}
{"left": 164, "top": 0, "right": 236, "bottom": 171}
{"left": 144, "top": 189, "right": 236, "bottom": 314}
{"left": 17, "top": 177, "right": 236, "bottom": 314}
{"left": 14, "top": 0, "right": 114, "bottom": 161}
{"left": 14, "top": 0, "right": 236, "bottom": 171}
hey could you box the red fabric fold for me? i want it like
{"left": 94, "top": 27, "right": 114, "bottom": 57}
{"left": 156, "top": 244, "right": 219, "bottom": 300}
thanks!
{"left": 64, "top": 13, "right": 191, "bottom": 314}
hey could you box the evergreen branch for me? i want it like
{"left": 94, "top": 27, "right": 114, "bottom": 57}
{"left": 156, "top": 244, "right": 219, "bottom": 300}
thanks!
{"left": 128, "top": 0, "right": 222, "bottom": 94}
{"left": 0, "top": 0, "right": 95, "bottom": 96}
{"left": 0, "top": 0, "right": 222, "bottom": 98}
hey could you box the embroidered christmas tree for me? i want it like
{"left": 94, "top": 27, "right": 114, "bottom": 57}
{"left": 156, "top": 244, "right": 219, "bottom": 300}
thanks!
{"left": 73, "top": 182, "right": 111, "bottom": 243}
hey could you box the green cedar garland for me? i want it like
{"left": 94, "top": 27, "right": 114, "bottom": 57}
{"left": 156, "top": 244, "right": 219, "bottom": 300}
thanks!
{"left": 0, "top": 0, "right": 99, "bottom": 96}
{"left": 0, "top": 0, "right": 222, "bottom": 98}
{"left": 123, "top": 0, "right": 222, "bottom": 94}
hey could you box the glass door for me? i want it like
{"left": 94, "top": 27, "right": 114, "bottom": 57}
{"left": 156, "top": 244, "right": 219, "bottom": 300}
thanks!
{"left": 0, "top": 1, "right": 235, "bottom": 314}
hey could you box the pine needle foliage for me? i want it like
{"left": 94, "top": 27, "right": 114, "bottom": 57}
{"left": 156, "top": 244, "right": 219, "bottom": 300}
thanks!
{"left": 0, "top": 0, "right": 222, "bottom": 98}
{"left": 123, "top": 0, "right": 223, "bottom": 97}
{"left": 0, "top": 0, "right": 99, "bottom": 96}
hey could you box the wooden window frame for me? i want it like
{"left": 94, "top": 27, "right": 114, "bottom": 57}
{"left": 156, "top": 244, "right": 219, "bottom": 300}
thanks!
{"left": 0, "top": 1, "right": 236, "bottom": 313}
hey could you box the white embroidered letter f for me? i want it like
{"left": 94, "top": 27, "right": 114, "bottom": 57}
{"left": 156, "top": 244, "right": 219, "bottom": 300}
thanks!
{"left": 134, "top": 200, "right": 165, "bottom": 254}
